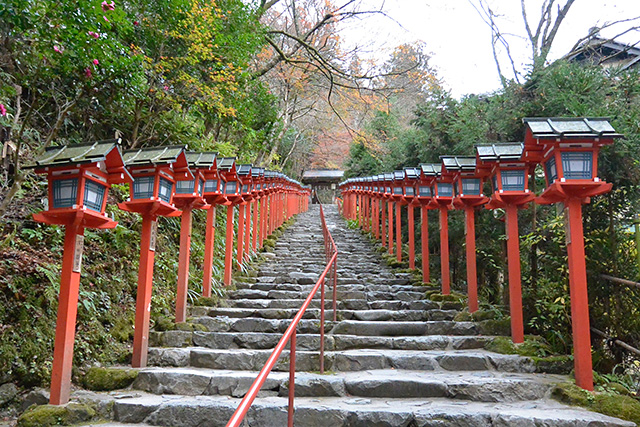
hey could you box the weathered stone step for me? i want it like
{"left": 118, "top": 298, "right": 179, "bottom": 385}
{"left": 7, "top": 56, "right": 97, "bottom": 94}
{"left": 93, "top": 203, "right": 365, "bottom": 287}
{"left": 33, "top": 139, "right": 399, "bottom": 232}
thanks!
{"left": 109, "top": 392, "right": 635, "bottom": 426}
{"left": 133, "top": 367, "right": 558, "bottom": 402}
{"left": 148, "top": 348, "right": 538, "bottom": 373}
{"left": 233, "top": 282, "right": 427, "bottom": 293}
{"left": 330, "top": 320, "right": 478, "bottom": 336}
{"left": 150, "top": 331, "right": 490, "bottom": 351}
{"left": 192, "top": 316, "right": 334, "bottom": 334}
{"left": 225, "top": 298, "right": 440, "bottom": 311}
{"left": 188, "top": 307, "right": 456, "bottom": 321}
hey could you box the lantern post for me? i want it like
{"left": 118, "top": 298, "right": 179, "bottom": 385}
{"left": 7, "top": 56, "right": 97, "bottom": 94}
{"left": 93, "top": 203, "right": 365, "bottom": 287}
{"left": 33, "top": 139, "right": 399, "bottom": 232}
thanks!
{"left": 216, "top": 158, "right": 242, "bottom": 286}
{"left": 523, "top": 117, "right": 622, "bottom": 391}
{"left": 251, "top": 168, "right": 265, "bottom": 253}
{"left": 172, "top": 152, "right": 212, "bottom": 322}
{"left": 402, "top": 167, "right": 420, "bottom": 270}
{"left": 29, "top": 140, "right": 132, "bottom": 405}
{"left": 119, "top": 146, "right": 192, "bottom": 367}
{"left": 381, "top": 173, "right": 394, "bottom": 253}
{"left": 476, "top": 143, "right": 536, "bottom": 343}
{"left": 416, "top": 165, "right": 436, "bottom": 283}
{"left": 201, "top": 154, "right": 227, "bottom": 298}
{"left": 443, "top": 156, "right": 488, "bottom": 312}
{"left": 427, "top": 164, "right": 453, "bottom": 294}
{"left": 236, "top": 165, "right": 252, "bottom": 269}
{"left": 390, "top": 171, "right": 406, "bottom": 262}
{"left": 372, "top": 175, "right": 382, "bottom": 239}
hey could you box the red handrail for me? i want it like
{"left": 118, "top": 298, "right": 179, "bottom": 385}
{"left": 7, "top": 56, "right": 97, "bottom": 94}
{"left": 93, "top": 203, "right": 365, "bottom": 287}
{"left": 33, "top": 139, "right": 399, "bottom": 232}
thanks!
{"left": 226, "top": 204, "right": 338, "bottom": 427}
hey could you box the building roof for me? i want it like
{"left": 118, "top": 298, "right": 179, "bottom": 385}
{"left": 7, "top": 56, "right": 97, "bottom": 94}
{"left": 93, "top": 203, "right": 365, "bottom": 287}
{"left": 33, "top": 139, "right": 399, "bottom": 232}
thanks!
{"left": 302, "top": 169, "right": 345, "bottom": 180}
{"left": 523, "top": 117, "right": 622, "bottom": 139}
{"left": 565, "top": 36, "right": 640, "bottom": 70}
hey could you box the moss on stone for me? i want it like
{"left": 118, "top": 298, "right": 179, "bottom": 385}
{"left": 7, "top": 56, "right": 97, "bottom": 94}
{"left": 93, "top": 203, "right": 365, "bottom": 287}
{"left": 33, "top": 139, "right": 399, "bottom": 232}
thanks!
{"left": 484, "top": 336, "right": 517, "bottom": 354}
{"left": 153, "top": 316, "right": 175, "bottom": 332}
{"left": 194, "top": 296, "right": 219, "bottom": 307}
{"left": 17, "top": 402, "right": 96, "bottom": 426}
{"left": 82, "top": 366, "right": 138, "bottom": 391}
{"left": 470, "top": 310, "right": 496, "bottom": 322}
{"left": 552, "top": 382, "right": 640, "bottom": 425}
{"left": 477, "top": 318, "right": 511, "bottom": 336}
{"left": 441, "top": 301, "right": 463, "bottom": 310}
{"left": 531, "top": 355, "right": 573, "bottom": 374}
{"left": 109, "top": 315, "right": 134, "bottom": 343}
{"left": 454, "top": 311, "right": 473, "bottom": 322}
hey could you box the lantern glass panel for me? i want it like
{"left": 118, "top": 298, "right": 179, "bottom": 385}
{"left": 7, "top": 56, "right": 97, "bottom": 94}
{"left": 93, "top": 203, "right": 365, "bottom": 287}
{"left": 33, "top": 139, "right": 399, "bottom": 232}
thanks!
{"left": 405, "top": 186, "right": 415, "bottom": 196}
{"left": 393, "top": 186, "right": 403, "bottom": 195}
{"left": 198, "top": 179, "right": 204, "bottom": 195}
{"left": 386, "top": 186, "right": 391, "bottom": 193}
{"left": 158, "top": 177, "right": 173, "bottom": 203}
{"left": 492, "top": 174, "right": 498, "bottom": 193}
{"left": 419, "top": 186, "right": 432, "bottom": 197}
{"left": 53, "top": 178, "right": 78, "bottom": 208}
{"left": 561, "top": 152, "right": 592, "bottom": 179}
{"left": 224, "top": 181, "right": 237, "bottom": 195}
{"left": 204, "top": 179, "right": 218, "bottom": 193}
{"left": 176, "top": 179, "right": 195, "bottom": 194}
{"left": 437, "top": 182, "right": 453, "bottom": 197}
{"left": 501, "top": 170, "right": 526, "bottom": 191}
{"left": 545, "top": 156, "right": 558, "bottom": 183}
{"left": 462, "top": 178, "right": 481, "bottom": 195}
{"left": 133, "top": 176, "right": 155, "bottom": 199}
{"left": 83, "top": 179, "right": 106, "bottom": 212}
{"left": 242, "top": 184, "right": 249, "bottom": 194}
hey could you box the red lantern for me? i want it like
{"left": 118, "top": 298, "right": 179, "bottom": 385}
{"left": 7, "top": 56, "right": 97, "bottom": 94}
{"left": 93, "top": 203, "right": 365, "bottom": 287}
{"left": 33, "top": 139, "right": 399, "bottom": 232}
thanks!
{"left": 29, "top": 140, "right": 132, "bottom": 405}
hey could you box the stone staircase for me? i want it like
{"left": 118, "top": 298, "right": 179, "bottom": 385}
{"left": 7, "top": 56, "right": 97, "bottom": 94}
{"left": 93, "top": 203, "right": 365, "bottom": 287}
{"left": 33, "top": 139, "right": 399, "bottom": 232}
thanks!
{"left": 86, "top": 205, "right": 632, "bottom": 426}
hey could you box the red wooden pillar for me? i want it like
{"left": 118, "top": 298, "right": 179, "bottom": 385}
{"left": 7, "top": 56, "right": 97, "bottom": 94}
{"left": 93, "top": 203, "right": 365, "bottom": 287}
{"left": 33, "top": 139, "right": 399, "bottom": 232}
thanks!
{"left": 465, "top": 207, "right": 479, "bottom": 313}
{"left": 365, "top": 196, "right": 371, "bottom": 232}
{"left": 381, "top": 200, "right": 387, "bottom": 246}
{"left": 408, "top": 205, "right": 415, "bottom": 269}
{"left": 49, "top": 222, "right": 84, "bottom": 405}
{"left": 387, "top": 201, "right": 394, "bottom": 254}
{"left": 373, "top": 199, "right": 379, "bottom": 239}
{"left": 132, "top": 215, "right": 157, "bottom": 368}
{"left": 224, "top": 205, "right": 235, "bottom": 286}
{"left": 260, "top": 196, "right": 267, "bottom": 246}
{"left": 439, "top": 207, "right": 450, "bottom": 295}
{"left": 566, "top": 199, "right": 594, "bottom": 390}
{"left": 395, "top": 202, "right": 402, "bottom": 262}
{"left": 202, "top": 206, "right": 216, "bottom": 298}
{"left": 175, "top": 206, "right": 193, "bottom": 323}
{"left": 236, "top": 203, "right": 245, "bottom": 269}
{"left": 505, "top": 204, "right": 524, "bottom": 343}
{"left": 244, "top": 201, "right": 252, "bottom": 261}
{"left": 252, "top": 199, "right": 259, "bottom": 252}
{"left": 421, "top": 205, "right": 430, "bottom": 283}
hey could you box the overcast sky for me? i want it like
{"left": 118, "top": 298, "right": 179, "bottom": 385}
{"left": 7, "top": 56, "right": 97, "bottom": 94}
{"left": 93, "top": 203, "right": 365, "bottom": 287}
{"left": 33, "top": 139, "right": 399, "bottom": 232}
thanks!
{"left": 345, "top": 0, "right": 640, "bottom": 98}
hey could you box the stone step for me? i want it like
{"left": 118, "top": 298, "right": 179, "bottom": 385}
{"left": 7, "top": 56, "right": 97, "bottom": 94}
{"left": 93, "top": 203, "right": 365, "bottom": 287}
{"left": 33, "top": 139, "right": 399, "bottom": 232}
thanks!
{"left": 192, "top": 316, "right": 334, "bottom": 334}
{"left": 150, "top": 331, "right": 491, "bottom": 351}
{"left": 188, "top": 307, "right": 457, "bottom": 321}
{"left": 330, "top": 320, "right": 478, "bottom": 336}
{"left": 148, "top": 348, "right": 537, "bottom": 373}
{"left": 133, "top": 367, "right": 558, "bottom": 402}
{"left": 225, "top": 298, "right": 440, "bottom": 311}
{"left": 109, "top": 393, "right": 635, "bottom": 427}
{"left": 227, "top": 288, "right": 428, "bottom": 301}
{"left": 233, "top": 282, "right": 427, "bottom": 293}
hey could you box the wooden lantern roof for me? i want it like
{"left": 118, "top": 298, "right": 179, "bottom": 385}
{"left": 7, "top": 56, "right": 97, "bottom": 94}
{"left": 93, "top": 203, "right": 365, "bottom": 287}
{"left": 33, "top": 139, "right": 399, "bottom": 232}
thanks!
{"left": 523, "top": 117, "right": 622, "bottom": 140}
{"left": 185, "top": 151, "right": 217, "bottom": 170}
{"left": 29, "top": 139, "right": 133, "bottom": 184}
